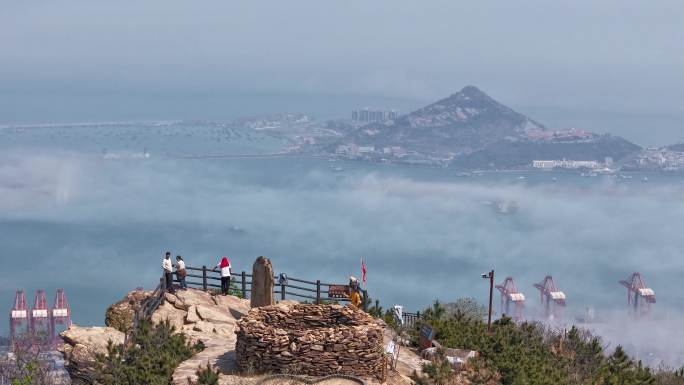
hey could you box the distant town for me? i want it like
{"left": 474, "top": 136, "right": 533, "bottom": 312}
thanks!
{"left": 228, "top": 87, "right": 684, "bottom": 173}
{"left": 3, "top": 87, "right": 684, "bottom": 174}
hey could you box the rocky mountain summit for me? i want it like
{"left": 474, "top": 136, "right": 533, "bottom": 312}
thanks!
{"left": 59, "top": 289, "right": 251, "bottom": 384}
{"left": 395, "top": 86, "right": 545, "bottom": 150}
{"left": 58, "top": 289, "right": 424, "bottom": 385}
{"left": 336, "top": 86, "right": 641, "bottom": 169}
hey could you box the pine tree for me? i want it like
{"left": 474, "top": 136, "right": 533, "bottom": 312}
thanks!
{"left": 410, "top": 349, "right": 455, "bottom": 385}
{"left": 95, "top": 319, "right": 198, "bottom": 385}
{"left": 188, "top": 363, "right": 220, "bottom": 385}
{"left": 602, "top": 346, "right": 655, "bottom": 385}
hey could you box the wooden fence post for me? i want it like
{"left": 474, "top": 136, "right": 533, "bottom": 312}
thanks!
{"left": 280, "top": 282, "right": 286, "bottom": 301}
{"left": 316, "top": 280, "right": 321, "bottom": 304}
{"left": 241, "top": 271, "right": 247, "bottom": 298}
{"left": 202, "top": 265, "right": 208, "bottom": 291}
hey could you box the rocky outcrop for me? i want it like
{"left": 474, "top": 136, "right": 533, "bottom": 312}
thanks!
{"left": 59, "top": 289, "right": 250, "bottom": 385}
{"left": 235, "top": 303, "right": 384, "bottom": 378}
{"left": 104, "top": 289, "right": 152, "bottom": 333}
{"left": 251, "top": 256, "right": 275, "bottom": 308}
{"left": 147, "top": 289, "right": 250, "bottom": 344}
{"left": 58, "top": 325, "right": 125, "bottom": 382}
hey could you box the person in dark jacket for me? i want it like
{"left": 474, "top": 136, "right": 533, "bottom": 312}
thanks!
{"left": 162, "top": 251, "right": 175, "bottom": 293}
{"left": 175, "top": 255, "right": 187, "bottom": 290}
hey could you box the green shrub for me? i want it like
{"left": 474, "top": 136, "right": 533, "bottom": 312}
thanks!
{"left": 188, "top": 363, "right": 220, "bottom": 385}
{"left": 410, "top": 298, "right": 661, "bottom": 385}
{"left": 411, "top": 349, "right": 455, "bottom": 385}
{"left": 95, "top": 319, "right": 199, "bottom": 385}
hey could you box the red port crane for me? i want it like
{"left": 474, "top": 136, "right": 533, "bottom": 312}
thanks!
{"left": 8, "top": 289, "right": 72, "bottom": 349}
{"left": 9, "top": 290, "right": 28, "bottom": 347}
{"left": 534, "top": 276, "right": 566, "bottom": 321}
{"left": 495, "top": 277, "right": 526, "bottom": 321}
{"left": 31, "top": 290, "right": 51, "bottom": 344}
{"left": 619, "top": 272, "right": 655, "bottom": 316}
{"left": 51, "top": 289, "right": 72, "bottom": 346}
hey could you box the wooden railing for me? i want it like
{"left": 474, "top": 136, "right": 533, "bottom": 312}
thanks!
{"left": 176, "top": 265, "right": 368, "bottom": 310}
{"left": 127, "top": 276, "right": 166, "bottom": 345}
{"left": 402, "top": 311, "right": 421, "bottom": 327}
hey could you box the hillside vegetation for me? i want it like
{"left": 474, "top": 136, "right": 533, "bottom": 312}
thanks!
{"left": 404, "top": 300, "right": 684, "bottom": 385}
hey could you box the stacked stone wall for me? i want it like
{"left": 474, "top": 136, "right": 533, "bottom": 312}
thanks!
{"left": 235, "top": 304, "right": 383, "bottom": 378}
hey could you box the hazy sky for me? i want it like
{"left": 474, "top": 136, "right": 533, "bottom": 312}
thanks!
{"left": 1, "top": 1, "right": 683, "bottom": 143}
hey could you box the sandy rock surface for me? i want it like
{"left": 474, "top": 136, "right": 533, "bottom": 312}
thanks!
{"left": 153, "top": 289, "right": 251, "bottom": 385}
{"left": 59, "top": 325, "right": 125, "bottom": 381}
{"left": 382, "top": 328, "right": 428, "bottom": 383}
{"left": 151, "top": 301, "right": 186, "bottom": 331}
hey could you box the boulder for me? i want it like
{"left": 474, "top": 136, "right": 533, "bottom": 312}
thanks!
{"left": 196, "top": 304, "right": 235, "bottom": 324}
{"left": 59, "top": 325, "right": 125, "bottom": 381}
{"left": 104, "top": 289, "right": 152, "bottom": 333}
{"left": 186, "top": 305, "right": 200, "bottom": 324}
{"left": 211, "top": 293, "right": 251, "bottom": 317}
{"left": 251, "top": 256, "right": 274, "bottom": 308}
{"left": 214, "top": 325, "right": 236, "bottom": 338}
{"left": 151, "top": 301, "right": 185, "bottom": 331}
{"left": 173, "top": 289, "right": 216, "bottom": 309}
{"left": 193, "top": 320, "right": 216, "bottom": 333}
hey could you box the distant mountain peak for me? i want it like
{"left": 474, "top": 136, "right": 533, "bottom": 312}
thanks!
{"left": 438, "top": 86, "right": 507, "bottom": 109}
{"left": 404, "top": 85, "right": 534, "bottom": 130}
{"left": 332, "top": 85, "right": 641, "bottom": 170}
{"left": 458, "top": 85, "right": 490, "bottom": 99}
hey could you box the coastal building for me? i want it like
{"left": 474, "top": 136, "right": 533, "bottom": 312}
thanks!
{"left": 352, "top": 108, "right": 399, "bottom": 123}
{"left": 532, "top": 160, "right": 601, "bottom": 169}
{"left": 336, "top": 144, "right": 358, "bottom": 157}
{"left": 532, "top": 160, "right": 557, "bottom": 169}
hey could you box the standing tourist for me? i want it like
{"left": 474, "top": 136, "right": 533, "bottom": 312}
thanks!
{"left": 215, "top": 256, "right": 232, "bottom": 296}
{"left": 162, "top": 252, "right": 175, "bottom": 293}
{"left": 175, "top": 255, "right": 187, "bottom": 290}
{"left": 348, "top": 276, "right": 362, "bottom": 308}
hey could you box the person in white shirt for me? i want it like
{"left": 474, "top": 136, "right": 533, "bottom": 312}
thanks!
{"left": 162, "top": 251, "right": 175, "bottom": 293}
{"left": 175, "top": 255, "right": 187, "bottom": 290}
{"left": 214, "top": 256, "right": 231, "bottom": 295}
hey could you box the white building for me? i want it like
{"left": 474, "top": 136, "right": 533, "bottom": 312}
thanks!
{"left": 336, "top": 144, "right": 358, "bottom": 156}
{"left": 532, "top": 160, "right": 601, "bottom": 169}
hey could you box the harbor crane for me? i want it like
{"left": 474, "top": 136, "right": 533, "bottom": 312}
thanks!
{"left": 51, "top": 289, "right": 72, "bottom": 344}
{"left": 30, "top": 290, "right": 50, "bottom": 343}
{"left": 534, "top": 276, "right": 566, "bottom": 320}
{"left": 619, "top": 272, "right": 655, "bottom": 316}
{"left": 495, "top": 277, "right": 525, "bottom": 321}
{"left": 8, "top": 289, "right": 71, "bottom": 349}
{"left": 9, "top": 290, "right": 28, "bottom": 346}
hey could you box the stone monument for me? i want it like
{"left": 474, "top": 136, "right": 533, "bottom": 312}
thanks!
{"left": 250, "top": 256, "right": 275, "bottom": 308}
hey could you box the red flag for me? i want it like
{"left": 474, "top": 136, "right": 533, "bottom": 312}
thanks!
{"left": 361, "top": 259, "right": 367, "bottom": 287}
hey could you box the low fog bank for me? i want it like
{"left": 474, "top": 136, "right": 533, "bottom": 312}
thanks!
{"left": 1, "top": 149, "right": 683, "bottom": 366}
{"left": 582, "top": 310, "right": 684, "bottom": 369}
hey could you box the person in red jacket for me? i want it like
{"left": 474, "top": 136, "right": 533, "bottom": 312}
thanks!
{"left": 214, "top": 256, "right": 232, "bottom": 296}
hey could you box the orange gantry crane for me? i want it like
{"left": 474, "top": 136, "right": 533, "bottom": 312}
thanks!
{"left": 533, "top": 276, "right": 566, "bottom": 321}
{"left": 495, "top": 277, "right": 526, "bottom": 321}
{"left": 619, "top": 272, "right": 655, "bottom": 316}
